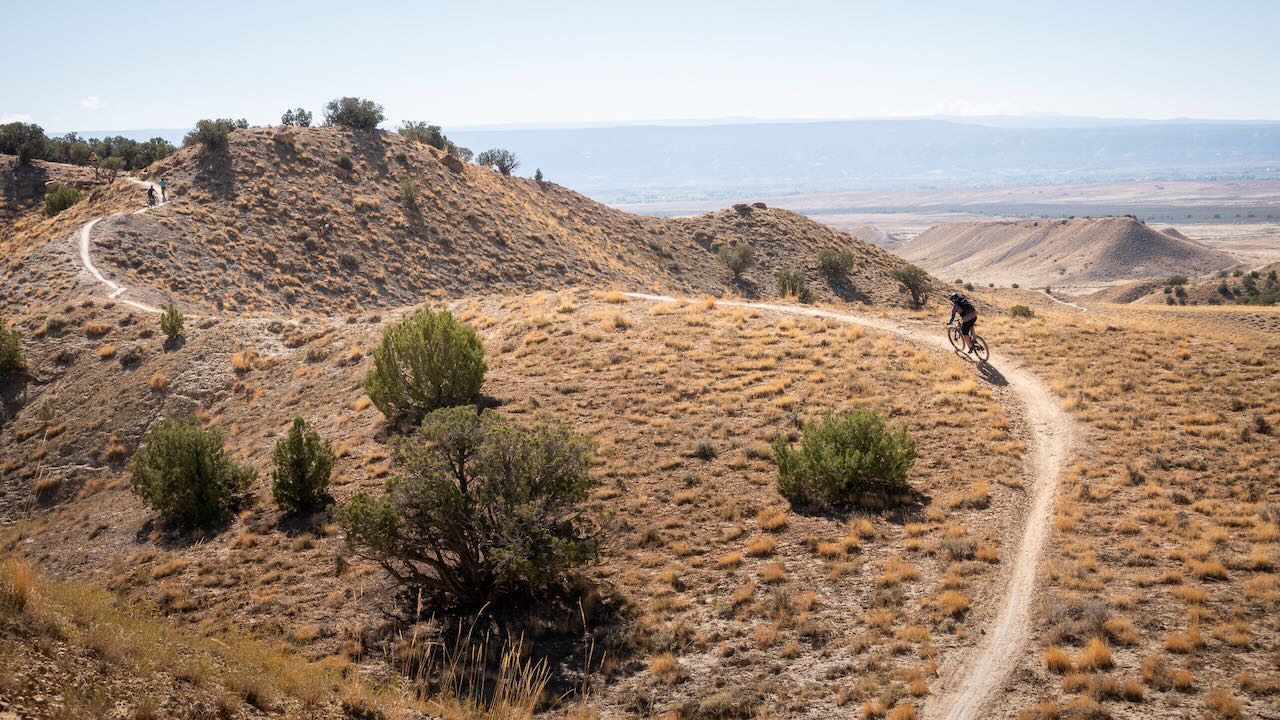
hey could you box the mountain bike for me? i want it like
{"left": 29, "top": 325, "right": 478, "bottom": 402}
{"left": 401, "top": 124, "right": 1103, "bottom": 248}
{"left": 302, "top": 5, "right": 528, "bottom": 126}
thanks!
{"left": 947, "top": 322, "right": 990, "bottom": 362}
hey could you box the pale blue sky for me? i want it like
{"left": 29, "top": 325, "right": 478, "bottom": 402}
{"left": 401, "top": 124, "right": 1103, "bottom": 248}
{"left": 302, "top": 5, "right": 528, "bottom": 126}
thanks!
{"left": 4, "top": 0, "right": 1278, "bottom": 132}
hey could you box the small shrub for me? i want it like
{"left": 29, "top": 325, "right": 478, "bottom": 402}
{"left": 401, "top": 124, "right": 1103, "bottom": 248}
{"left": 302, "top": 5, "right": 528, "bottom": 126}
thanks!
{"left": 1010, "top": 305, "right": 1035, "bottom": 319}
{"left": 892, "top": 265, "right": 932, "bottom": 306}
{"left": 183, "top": 119, "right": 245, "bottom": 151}
{"left": 128, "top": 418, "right": 255, "bottom": 527}
{"left": 475, "top": 148, "right": 519, "bottom": 176}
{"left": 0, "top": 319, "right": 24, "bottom": 376}
{"left": 159, "top": 304, "right": 184, "bottom": 340}
{"left": 718, "top": 244, "right": 755, "bottom": 281}
{"left": 323, "top": 97, "right": 384, "bottom": 130}
{"left": 534, "top": 168, "right": 544, "bottom": 185}
{"left": 964, "top": 282, "right": 974, "bottom": 291}
{"left": 818, "top": 249, "right": 855, "bottom": 276}
{"left": 280, "top": 108, "right": 313, "bottom": 127}
{"left": 340, "top": 406, "right": 595, "bottom": 605}
{"left": 336, "top": 153, "right": 354, "bottom": 172}
{"left": 45, "top": 185, "right": 83, "bottom": 216}
{"left": 272, "top": 417, "right": 335, "bottom": 515}
{"left": 773, "top": 409, "right": 917, "bottom": 508}
{"left": 398, "top": 121, "right": 448, "bottom": 149}
{"left": 776, "top": 269, "right": 814, "bottom": 303}
{"left": 398, "top": 177, "right": 418, "bottom": 206}
{"left": 363, "top": 307, "right": 486, "bottom": 427}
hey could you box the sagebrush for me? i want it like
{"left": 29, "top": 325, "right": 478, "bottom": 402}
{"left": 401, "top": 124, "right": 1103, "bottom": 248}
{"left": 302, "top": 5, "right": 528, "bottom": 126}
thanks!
{"left": 773, "top": 409, "right": 917, "bottom": 508}
{"left": 363, "top": 308, "right": 486, "bottom": 427}
{"left": 341, "top": 406, "right": 595, "bottom": 605}
{"left": 128, "top": 418, "right": 255, "bottom": 527}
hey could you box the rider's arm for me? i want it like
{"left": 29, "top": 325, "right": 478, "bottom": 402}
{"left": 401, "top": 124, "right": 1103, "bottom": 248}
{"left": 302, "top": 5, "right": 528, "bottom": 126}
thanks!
{"left": 948, "top": 306, "right": 957, "bottom": 323}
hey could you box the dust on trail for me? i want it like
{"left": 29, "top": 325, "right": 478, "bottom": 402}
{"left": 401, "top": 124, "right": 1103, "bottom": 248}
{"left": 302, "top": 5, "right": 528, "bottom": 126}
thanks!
{"left": 625, "top": 293, "right": 1074, "bottom": 720}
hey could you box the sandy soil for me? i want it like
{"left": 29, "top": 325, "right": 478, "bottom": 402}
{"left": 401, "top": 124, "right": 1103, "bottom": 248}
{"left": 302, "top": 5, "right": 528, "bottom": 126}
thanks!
{"left": 625, "top": 293, "right": 1076, "bottom": 719}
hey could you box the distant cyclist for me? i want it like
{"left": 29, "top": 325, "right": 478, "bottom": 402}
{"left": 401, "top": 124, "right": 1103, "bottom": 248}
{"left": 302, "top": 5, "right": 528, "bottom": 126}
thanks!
{"left": 159, "top": 178, "right": 168, "bottom": 203}
{"left": 146, "top": 185, "right": 157, "bottom": 207}
{"left": 948, "top": 291, "right": 979, "bottom": 354}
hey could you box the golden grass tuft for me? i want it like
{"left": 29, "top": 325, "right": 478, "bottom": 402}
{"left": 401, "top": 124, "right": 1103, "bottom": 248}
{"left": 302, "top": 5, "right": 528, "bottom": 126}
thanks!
{"left": 937, "top": 590, "right": 970, "bottom": 616}
{"left": 1075, "top": 637, "right": 1112, "bottom": 671}
{"left": 745, "top": 535, "right": 775, "bottom": 557}
{"left": 1204, "top": 688, "right": 1242, "bottom": 718}
{"left": 1042, "top": 645, "right": 1072, "bottom": 673}
{"left": 1, "top": 558, "right": 33, "bottom": 612}
{"left": 147, "top": 371, "right": 168, "bottom": 391}
{"left": 756, "top": 507, "right": 788, "bottom": 531}
{"left": 96, "top": 344, "right": 117, "bottom": 359}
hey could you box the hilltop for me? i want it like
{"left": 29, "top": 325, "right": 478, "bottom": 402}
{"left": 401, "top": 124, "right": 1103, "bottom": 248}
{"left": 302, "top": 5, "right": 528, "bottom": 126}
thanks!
{"left": 898, "top": 216, "right": 1237, "bottom": 288}
{"left": 2, "top": 126, "right": 914, "bottom": 314}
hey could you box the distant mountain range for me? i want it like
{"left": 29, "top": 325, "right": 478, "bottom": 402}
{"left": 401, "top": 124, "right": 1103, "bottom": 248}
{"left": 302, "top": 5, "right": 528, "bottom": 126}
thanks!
{"left": 64, "top": 117, "right": 1280, "bottom": 204}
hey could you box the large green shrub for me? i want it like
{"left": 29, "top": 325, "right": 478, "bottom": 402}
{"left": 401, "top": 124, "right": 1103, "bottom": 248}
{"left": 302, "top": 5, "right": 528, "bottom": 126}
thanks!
{"left": 324, "top": 97, "right": 384, "bottom": 130}
{"left": 772, "top": 409, "right": 917, "bottom": 508}
{"left": 128, "top": 418, "right": 255, "bottom": 527}
{"left": 44, "top": 185, "right": 82, "bottom": 217}
{"left": 183, "top": 119, "right": 246, "bottom": 151}
{"left": 818, "top": 249, "right": 855, "bottom": 276}
{"left": 160, "top": 303, "right": 184, "bottom": 340}
{"left": 340, "top": 406, "right": 595, "bottom": 605}
{"left": 0, "top": 320, "right": 23, "bottom": 377}
{"left": 892, "top": 265, "right": 932, "bottom": 306}
{"left": 718, "top": 243, "right": 755, "bottom": 281}
{"left": 363, "top": 308, "right": 486, "bottom": 427}
{"left": 272, "top": 417, "right": 334, "bottom": 514}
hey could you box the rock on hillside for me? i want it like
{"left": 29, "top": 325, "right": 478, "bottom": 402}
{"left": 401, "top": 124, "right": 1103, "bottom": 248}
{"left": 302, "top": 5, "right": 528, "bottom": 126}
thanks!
{"left": 56, "top": 127, "right": 913, "bottom": 313}
{"left": 898, "top": 216, "right": 1236, "bottom": 288}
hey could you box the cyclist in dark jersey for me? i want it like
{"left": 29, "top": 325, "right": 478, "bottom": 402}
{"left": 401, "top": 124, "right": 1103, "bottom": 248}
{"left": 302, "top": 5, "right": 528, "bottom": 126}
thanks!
{"left": 948, "top": 292, "right": 978, "bottom": 354}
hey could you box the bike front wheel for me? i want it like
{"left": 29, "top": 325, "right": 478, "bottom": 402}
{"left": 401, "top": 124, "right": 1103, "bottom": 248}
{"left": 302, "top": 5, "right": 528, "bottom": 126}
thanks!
{"left": 947, "top": 326, "right": 964, "bottom": 352}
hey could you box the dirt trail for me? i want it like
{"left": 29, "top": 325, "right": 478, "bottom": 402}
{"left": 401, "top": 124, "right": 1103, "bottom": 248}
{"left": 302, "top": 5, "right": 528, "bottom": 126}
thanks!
{"left": 625, "top": 292, "right": 1074, "bottom": 719}
{"left": 76, "top": 177, "right": 164, "bottom": 314}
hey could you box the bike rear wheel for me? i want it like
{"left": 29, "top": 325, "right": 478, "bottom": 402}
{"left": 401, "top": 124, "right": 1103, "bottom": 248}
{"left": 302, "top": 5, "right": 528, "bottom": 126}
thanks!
{"left": 972, "top": 335, "right": 990, "bottom": 362}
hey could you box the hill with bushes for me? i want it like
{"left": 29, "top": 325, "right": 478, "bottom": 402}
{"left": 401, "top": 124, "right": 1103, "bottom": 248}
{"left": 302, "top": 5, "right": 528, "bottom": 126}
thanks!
{"left": 3, "top": 126, "right": 915, "bottom": 314}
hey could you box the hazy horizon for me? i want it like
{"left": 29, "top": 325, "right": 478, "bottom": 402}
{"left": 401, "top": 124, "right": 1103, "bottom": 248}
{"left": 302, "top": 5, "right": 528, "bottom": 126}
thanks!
{"left": 5, "top": 1, "right": 1280, "bottom": 131}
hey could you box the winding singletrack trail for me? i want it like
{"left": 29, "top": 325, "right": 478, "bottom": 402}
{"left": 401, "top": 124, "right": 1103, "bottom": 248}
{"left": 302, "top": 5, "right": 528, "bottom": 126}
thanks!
{"left": 625, "top": 292, "right": 1074, "bottom": 720}
{"left": 70, "top": 173, "right": 1073, "bottom": 716}
{"left": 77, "top": 177, "right": 164, "bottom": 314}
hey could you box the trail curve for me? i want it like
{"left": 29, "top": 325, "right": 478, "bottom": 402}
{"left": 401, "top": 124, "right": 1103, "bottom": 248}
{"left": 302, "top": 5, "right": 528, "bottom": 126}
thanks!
{"left": 624, "top": 292, "right": 1074, "bottom": 720}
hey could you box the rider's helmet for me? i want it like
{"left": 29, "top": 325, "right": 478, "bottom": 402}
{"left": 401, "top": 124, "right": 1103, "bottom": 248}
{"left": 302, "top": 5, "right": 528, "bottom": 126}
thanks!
{"left": 949, "top": 292, "right": 963, "bottom": 303}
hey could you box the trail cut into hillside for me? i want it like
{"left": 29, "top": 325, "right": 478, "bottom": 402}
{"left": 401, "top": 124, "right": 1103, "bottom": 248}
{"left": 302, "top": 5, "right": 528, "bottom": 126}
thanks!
{"left": 2, "top": 127, "right": 920, "bottom": 315}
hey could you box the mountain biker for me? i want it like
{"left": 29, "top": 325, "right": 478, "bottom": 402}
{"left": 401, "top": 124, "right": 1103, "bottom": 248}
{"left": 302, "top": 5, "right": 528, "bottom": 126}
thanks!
{"left": 948, "top": 291, "right": 978, "bottom": 354}
{"left": 159, "top": 178, "right": 168, "bottom": 203}
{"left": 146, "top": 185, "right": 157, "bottom": 207}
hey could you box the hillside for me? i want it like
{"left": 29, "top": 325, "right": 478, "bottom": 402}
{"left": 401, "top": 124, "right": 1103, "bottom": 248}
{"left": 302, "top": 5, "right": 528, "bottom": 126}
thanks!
{"left": 1, "top": 127, "right": 914, "bottom": 315}
{"left": 1089, "top": 261, "right": 1280, "bottom": 306}
{"left": 898, "top": 216, "right": 1237, "bottom": 288}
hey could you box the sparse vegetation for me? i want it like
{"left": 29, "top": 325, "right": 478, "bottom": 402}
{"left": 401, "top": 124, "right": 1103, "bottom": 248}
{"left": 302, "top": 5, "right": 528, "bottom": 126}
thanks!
{"left": 398, "top": 121, "right": 449, "bottom": 150}
{"left": 272, "top": 417, "right": 335, "bottom": 515}
{"left": 773, "top": 409, "right": 917, "bottom": 508}
{"left": 44, "top": 185, "right": 82, "bottom": 216}
{"left": 183, "top": 118, "right": 247, "bottom": 151}
{"left": 323, "top": 97, "right": 385, "bottom": 130}
{"left": 127, "top": 418, "right": 255, "bottom": 527}
{"left": 775, "top": 269, "right": 814, "bottom": 303}
{"left": 363, "top": 307, "right": 486, "bottom": 427}
{"left": 1010, "top": 305, "right": 1035, "bottom": 319}
{"left": 819, "top": 248, "right": 856, "bottom": 276}
{"left": 892, "top": 265, "right": 932, "bottom": 306}
{"left": 718, "top": 243, "right": 755, "bottom": 281}
{"left": 398, "top": 177, "right": 419, "bottom": 206}
{"left": 476, "top": 148, "right": 520, "bottom": 176}
{"left": 340, "top": 406, "right": 595, "bottom": 605}
{"left": 280, "top": 107, "right": 313, "bottom": 127}
{"left": 159, "top": 303, "right": 184, "bottom": 341}
{"left": 0, "top": 318, "right": 24, "bottom": 376}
